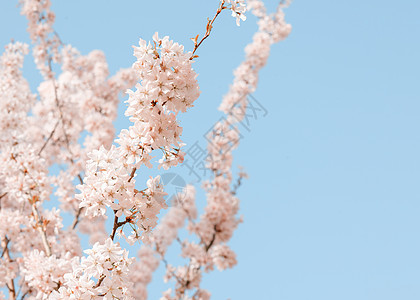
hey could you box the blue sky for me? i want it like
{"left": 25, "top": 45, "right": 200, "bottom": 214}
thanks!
{"left": 1, "top": 1, "right": 420, "bottom": 299}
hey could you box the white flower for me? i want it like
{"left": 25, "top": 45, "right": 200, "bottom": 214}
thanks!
{"left": 227, "top": 0, "right": 247, "bottom": 26}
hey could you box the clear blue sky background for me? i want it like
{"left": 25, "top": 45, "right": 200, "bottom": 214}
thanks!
{"left": 1, "top": 1, "right": 420, "bottom": 299}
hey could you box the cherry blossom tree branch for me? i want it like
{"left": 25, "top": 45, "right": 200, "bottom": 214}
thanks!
{"left": 190, "top": 0, "right": 227, "bottom": 59}
{"left": 204, "top": 228, "right": 217, "bottom": 252}
{"left": 107, "top": 171, "right": 141, "bottom": 240}
{"left": 93, "top": 275, "right": 106, "bottom": 289}
{"left": 128, "top": 167, "right": 137, "bottom": 183}
{"left": 37, "top": 119, "right": 59, "bottom": 156}
{"left": 45, "top": 58, "right": 88, "bottom": 231}
{"left": 71, "top": 207, "right": 83, "bottom": 230}
{"left": 231, "top": 171, "right": 246, "bottom": 195}
{"left": 0, "top": 0, "right": 291, "bottom": 298}
{"left": 70, "top": 173, "right": 85, "bottom": 230}
{"left": 158, "top": 250, "right": 185, "bottom": 287}
{"left": 19, "top": 290, "right": 29, "bottom": 300}
{"left": 30, "top": 198, "right": 52, "bottom": 257}
{"left": 10, "top": 150, "right": 53, "bottom": 258}
{"left": 1, "top": 237, "right": 16, "bottom": 300}
{"left": 0, "top": 192, "right": 7, "bottom": 210}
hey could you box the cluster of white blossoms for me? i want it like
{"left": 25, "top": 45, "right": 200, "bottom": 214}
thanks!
{"left": 21, "top": 250, "right": 75, "bottom": 298}
{"left": 36, "top": 45, "right": 136, "bottom": 244}
{"left": 0, "top": 0, "right": 293, "bottom": 299}
{"left": 0, "top": 1, "right": 137, "bottom": 298}
{"left": 77, "top": 32, "right": 200, "bottom": 244}
{"left": 130, "top": 186, "right": 197, "bottom": 299}
{"left": 19, "top": 0, "right": 60, "bottom": 78}
{"left": 226, "top": 0, "right": 247, "bottom": 26}
{"left": 51, "top": 239, "right": 133, "bottom": 299}
{"left": 155, "top": 1, "right": 292, "bottom": 298}
{"left": 0, "top": 42, "right": 34, "bottom": 142}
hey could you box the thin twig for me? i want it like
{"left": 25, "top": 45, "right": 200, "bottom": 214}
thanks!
{"left": 1, "top": 237, "right": 16, "bottom": 299}
{"left": 71, "top": 207, "right": 84, "bottom": 230}
{"left": 0, "top": 192, "right": 7, "bottom": 210}
{"left": 31, "top": 202, "right": 52, "bottom": 256}
{"left": 109, "top": 212, "right": 133, "bottom": 241}
{"left": 47, "top": 58, "right": 87, "bottom": 232}
{"left": 37, "top": 119, "right": 60, "bottom": 156}
{"left": 190, "top": 0, "right": 227, "bottom": 59}
{"left": 128, "top": 167, "right": 137, "bottom": 182}
{"left": 110, "top": 212, "right": 120, "bottom": 241}
{"left": 93, "top": 274, "right": 106, "bottom": 289}
{"left": 231, "top": 174, "right": 244, "bottom": 195}
{"left": 20, "top": 290, "right": 29, "bottom": 300}
{"left": 205, "top": 230, "right": 217, "bottom": 252}
{"left": 48, "top": 58, "right": 72, "bottom": 153}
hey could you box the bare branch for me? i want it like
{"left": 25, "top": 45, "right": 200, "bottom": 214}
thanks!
{"left": 190, "top": 0, "right": 227, "bottom": 59}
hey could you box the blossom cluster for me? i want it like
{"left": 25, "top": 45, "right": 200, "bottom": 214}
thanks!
{"left": 0, "top": 0, "right": 292, "bottom": 299}
{"left": 51, "top": 239, "right": 133, "bottom": 299}
{"left": 227, "top": 0, "right": 247, "bottom": 26}
{"left": 155, "top": 1, "right": 292, "bottom": 298}
{"left": 0, "top": 1, "right": 137, "bottom": 298}
{"left": 19, "top": 0, "right": 60, "bottom": 78}
{"left": 130, "top": 185, "right": 197, "bottom": 299}
{"left": 76, "top": 32, "right": 200, "bottom": 244}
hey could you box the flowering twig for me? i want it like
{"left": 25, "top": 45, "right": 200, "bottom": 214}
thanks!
{"left": 71, "top": 207, "right": 83, "bottom": 230}
{"left": 37, "top": 119, "right": 59, "bottom": 156}
{"left": 190, "top": 0, "right": 227, "bottom": 59}
{"left": 1, "top": 237, "right": 16, "bottom": 300}
{"left": 109, "top": 212, "right": 133, "bottom": 241}
{"left": 30, "top": 198, "right": 52, "bottom": 257}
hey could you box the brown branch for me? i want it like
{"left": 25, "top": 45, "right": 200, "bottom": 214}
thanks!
{"left": 0, "top": 192, "right": 7, "bottom": 210}
{"left": 18, "top": 168, "right": 53, "bottom": 258}
{"left": 19, "top": 290, "right": 29, "bottom": 300}
{"left": 48, "top": 57, "right": 72, "bottom": 153}
{"left": 190, "top": 0, "right": 228, "bottom": 59}
{"left": 70, "top": 172, "right": 85, "bottom": 230}
{"left": 71, "top": 207, "right": 84, "bottom": 230}
{"left": 205, "top": 230, "right": 217, "bottom": 252}
{"left": 93, "top": 274, "right": 106, "bottom": 289}
{"left": 128, "top": 167, "right": 137, "bottom": 183}
{"left": 109, "top": 211, "right": 133, "bottom": 241}
{"left": 37, "top": 119, "right": 60, "bottom": 156}
{"left": 158, "top": 249, "right": 185, "bottom": 287}
{"left": 92, "top": 209, "right": 134, "bottom": 292}
{"left": 30, "top": 201, "right": 52, "bottom": 256}
{"left": 1, "top": 237, "right": 16, "bottom": 300}
{"left": 77, "top": 174, "right": 83, "bottom": 184}
{"left": 93, "top": 212, "right": 133, "bottom": 291}
{"left": 46, "top": 58, "right": 87, "bottom": 232}
{"left": 231, "top": 175, "right": 244, "bottom": 195}
{"left": 109, "top": 212, "right": 120, "bottom": 241}
{"left": 174, "top": 225, "right": 219, "bottom": 296}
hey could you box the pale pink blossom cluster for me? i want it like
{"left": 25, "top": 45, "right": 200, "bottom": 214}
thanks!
{"left": 129, "top": 185, "right": 197, "bottom": 299}
{"left": 220, "top": 0, "right": 292, "bottom": 115}
{"left": 35, "top": 45, "right": 136, "bottom": 215}
{"left": 0, "top": 42, "right": 34, "bottom": 145}
{"left": 151, "top": 1, "right": 292, "bottom": 298}
{"left": 0, "top": 0, "right": 292, "bottom": 299}
{"left": 156, "top": 120, "right": 242, "bottom": 299}
{"left": 21, "top": 250, "right": 76, "bottom": 298}
{"left": 226, "top": 0, "right": 247, "bottom": 26}
{"left": 51, "top": 239, "right": 133, "bottom": 299}
{"left": 76, "top": 32, "right": 200, "bottom": 245}
{"left": 19, "top": 0, "right": 60, "bottom": 78}
{"left": 0, "top": 0, "right": 136, "bottom": 298}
